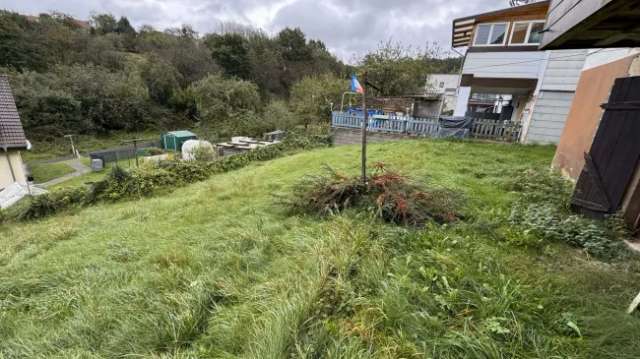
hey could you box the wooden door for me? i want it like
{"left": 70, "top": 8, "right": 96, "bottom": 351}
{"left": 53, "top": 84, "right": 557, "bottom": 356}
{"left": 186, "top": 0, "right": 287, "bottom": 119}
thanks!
{"left": 571, "top": 76, "right": 640, "bottom": 222}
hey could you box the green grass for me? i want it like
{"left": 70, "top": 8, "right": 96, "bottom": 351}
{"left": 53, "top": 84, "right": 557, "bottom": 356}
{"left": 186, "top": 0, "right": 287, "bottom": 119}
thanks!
{"left": 1, "top": 139, "right": 639, "bottom": 358}
{"left": 49, "top": 159, "right": 139, "bottom": 191}
{"left": 23, "top": 130, "right": 162, "bottom": 162}
{"left": 28, "top": 161, "right": 75, "bottom": 183}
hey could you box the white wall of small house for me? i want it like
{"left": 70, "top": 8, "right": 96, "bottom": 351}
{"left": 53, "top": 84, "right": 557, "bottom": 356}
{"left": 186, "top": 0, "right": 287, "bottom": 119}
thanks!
{"left": 462, "top": 51, "right": 547, "bottom": 79}
{"left": 425, "top": 74, "right": 460, "bottom": 94}
{"left": 524, "top": 49, "right": 588, "bottom": 144}
{"left": 0, "top": 150, "right": 27, "bottom": 190}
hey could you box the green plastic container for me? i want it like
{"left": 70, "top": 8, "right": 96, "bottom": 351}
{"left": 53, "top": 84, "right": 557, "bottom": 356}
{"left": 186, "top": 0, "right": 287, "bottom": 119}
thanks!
{"left": 161, "top": 130, "right": 197, "bottom": 152}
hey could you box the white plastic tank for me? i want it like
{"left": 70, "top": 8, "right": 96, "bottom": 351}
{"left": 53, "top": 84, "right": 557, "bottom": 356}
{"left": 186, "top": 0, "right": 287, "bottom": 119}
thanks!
{"left": 181, "top": 140, "right": 215, "bottom": 161}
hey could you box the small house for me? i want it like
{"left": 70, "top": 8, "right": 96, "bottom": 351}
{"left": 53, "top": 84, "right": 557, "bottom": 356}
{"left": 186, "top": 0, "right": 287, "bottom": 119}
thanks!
{"left": 452, "top": 0, "right": 590, "bottom": 144}
{"left": 0, "top": 75, "right": 28, "bottom": 191}
{"left": 161, "top": 130, "right": 197, "bottom": 152}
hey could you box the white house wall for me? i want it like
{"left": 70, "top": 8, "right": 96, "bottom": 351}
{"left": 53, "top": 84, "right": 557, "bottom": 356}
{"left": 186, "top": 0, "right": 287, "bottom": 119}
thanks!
{"left": 462, "top": 51, "right": 547, "bottom": 79}
{"left": 525, "top": 91, "right": 575, "bottom": 143}
{"left": 525, "top": 49, "right": 587, "bottom": 144}
{"left": 0, "top": 151, "right": 27, "bottom": 190}
{"left": 539, "top": 50, "right": 588, "bottom": 92}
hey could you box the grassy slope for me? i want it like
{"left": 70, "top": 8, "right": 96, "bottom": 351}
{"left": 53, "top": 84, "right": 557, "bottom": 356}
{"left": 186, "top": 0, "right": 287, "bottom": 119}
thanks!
{"left": 28, "top": 161, "right": 75, "bottom": 183}
{"left": 1, "top": 140, "right": 639, "bottom": 358}
{"left": 23, "top": 130, "right": 161, "bottom": 162}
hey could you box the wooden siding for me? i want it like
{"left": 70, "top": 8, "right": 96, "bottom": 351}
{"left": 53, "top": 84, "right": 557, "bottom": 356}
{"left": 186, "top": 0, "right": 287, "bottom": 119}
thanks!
{"left": 527, "top": 90, "right": 575, "bottom": 143}
{"left": 462, "top": 51, "right": 547, "bottom": 79}
{"left": 539, "top": 49, "right": 587, "bottom": 91}
{"left": 453, "top": 1, "right": 550, "bottom": 47}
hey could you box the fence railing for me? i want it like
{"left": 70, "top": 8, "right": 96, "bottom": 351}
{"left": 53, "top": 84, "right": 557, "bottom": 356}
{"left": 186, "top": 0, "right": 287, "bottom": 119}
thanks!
{"left": 331, "top": 112, "right": 521, "bottom": 142}
{"left": 470, "top": 118, "right": 522, "bottom": 142}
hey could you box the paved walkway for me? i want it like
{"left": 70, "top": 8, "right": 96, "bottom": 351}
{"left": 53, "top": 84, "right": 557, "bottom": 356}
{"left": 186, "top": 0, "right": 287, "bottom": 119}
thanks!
{"left": 36, "top": 158, "right": 92, "bottom": 188}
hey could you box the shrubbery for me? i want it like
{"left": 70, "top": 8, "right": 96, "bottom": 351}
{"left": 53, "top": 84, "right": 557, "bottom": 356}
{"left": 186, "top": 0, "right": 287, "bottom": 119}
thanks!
{"left": 287, "top": 163, "right": 461, "bottom": 226}
{"left": 10, "top": 132, "right": 331, "bottom": 222}
{"left": 508, "top": 169, "right": 628, "bottom": 259}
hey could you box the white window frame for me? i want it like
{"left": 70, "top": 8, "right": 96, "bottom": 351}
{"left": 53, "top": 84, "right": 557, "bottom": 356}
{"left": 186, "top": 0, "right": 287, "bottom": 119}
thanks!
{"left": 509, "top": 20, "right": 546, "bottom": 45}
{"left": 473, "top": 22, "right": 509, "bottom": 47}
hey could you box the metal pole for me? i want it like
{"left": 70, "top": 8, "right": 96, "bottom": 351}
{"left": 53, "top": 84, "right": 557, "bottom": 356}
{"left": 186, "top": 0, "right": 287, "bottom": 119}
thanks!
{"left": 64, "top": 134, "right": 78, "bottom": 158}
{"left": 133, "top": 139, "right": 139, "bottom": 167}
{"left": 361, "top": 71, "right": 368, "bottom": 185}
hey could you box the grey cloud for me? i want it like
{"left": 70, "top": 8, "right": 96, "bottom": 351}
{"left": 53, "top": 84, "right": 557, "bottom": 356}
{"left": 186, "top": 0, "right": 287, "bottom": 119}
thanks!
{"left": 0, "top": 0, "right": 505, "bottom": 61}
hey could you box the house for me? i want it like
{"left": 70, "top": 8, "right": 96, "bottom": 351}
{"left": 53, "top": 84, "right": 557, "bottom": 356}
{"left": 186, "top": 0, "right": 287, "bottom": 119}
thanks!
{"left": 451, "top": 0, "right": 589, "bottom": 144}
{"left": 0, "top": 75, "right": 29, "bottom": 191}
{"left": 425, "top": 74, "right": 460, "bottom": 115}
{"left": 538, "top": 0, "right": 640, "bottom": 231}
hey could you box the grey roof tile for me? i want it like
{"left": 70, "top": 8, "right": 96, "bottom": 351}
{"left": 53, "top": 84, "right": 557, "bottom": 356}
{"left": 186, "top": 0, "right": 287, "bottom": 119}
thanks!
{"left": 0, "top": 75, "right": 27, "bottom": 149}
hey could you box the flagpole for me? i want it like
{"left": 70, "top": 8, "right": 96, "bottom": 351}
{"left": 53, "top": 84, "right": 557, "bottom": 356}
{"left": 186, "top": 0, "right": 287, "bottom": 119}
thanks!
{"left": 361, "top": 71, "right": 368, "bottom": 185}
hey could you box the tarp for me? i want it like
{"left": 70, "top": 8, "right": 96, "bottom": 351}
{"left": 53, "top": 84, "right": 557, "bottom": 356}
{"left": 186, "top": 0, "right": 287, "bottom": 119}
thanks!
{"left": 437, "top": 116, "right": 473, "bottom": 139}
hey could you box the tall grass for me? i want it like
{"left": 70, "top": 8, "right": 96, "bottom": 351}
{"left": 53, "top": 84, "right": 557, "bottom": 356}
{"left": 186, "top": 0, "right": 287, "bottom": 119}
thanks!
{"left": 1, "top": 140, "right": 638, "bottom": 357}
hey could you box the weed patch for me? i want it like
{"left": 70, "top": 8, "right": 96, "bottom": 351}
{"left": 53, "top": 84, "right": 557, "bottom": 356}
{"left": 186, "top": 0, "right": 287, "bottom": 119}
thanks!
{"left": 288, "top": 163, "right": 461, "bottom": 226}
{"left": 507, "top": 169, "right": 629, "bottom": 259}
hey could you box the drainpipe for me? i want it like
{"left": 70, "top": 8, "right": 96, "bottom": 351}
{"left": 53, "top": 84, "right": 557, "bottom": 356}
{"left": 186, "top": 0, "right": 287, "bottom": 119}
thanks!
{"left": 451, "top": 47, "right": 468, "bottom": 117}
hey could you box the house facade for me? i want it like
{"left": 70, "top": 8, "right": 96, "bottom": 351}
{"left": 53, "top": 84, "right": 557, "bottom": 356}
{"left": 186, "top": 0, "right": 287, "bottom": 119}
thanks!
{"left": 0, "top": 75, "right": 29, "bottom": 191}
{"left": 539, "top": 0, "right": 640, "bottom": 232}
{"left": 452, "top": 0, "right": 589, "bottom": 144}
{"left": 425, "top": 73, "right": 459, "bottom": 115}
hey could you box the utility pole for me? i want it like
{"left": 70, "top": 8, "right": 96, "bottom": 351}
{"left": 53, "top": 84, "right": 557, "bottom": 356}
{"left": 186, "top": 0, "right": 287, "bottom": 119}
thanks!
{"left": 361, "top": 71, "right": 368, "bottom": 185}
{"left": 64, "top": 134, "right": 78, "bottom": 158}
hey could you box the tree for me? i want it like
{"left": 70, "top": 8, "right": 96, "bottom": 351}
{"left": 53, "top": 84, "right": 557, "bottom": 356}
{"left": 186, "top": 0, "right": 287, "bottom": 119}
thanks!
{"left": 277, "top": 27, "right": 311, "bottom": 62}
{"left": 290, "top": 74, "right": 346, "bottom": 127}
{"left": 189, "top": 74, "right": 260, "bottom": 122}
{"left": 116, "top": 17, "right": 135, "bottom": 35}
{"left": 361, "top": 41, "right": 461, "bottom": 96}
{"left": 91, "top": 14, "right": 118, "bottom": 34}
{"left": 263, "top": 100, "right": 298, "bottom": 130}
{"left": 205, "top": 33, "right": 251, "bottom": 79}
{"left": 140, "top": 55, "right": 181, "bottom": 105}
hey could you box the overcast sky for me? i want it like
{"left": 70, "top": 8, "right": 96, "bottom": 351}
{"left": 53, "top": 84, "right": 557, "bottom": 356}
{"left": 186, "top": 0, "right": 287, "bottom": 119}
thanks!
{"left": 0, "top": 0, "right": 506, "bottom": 61}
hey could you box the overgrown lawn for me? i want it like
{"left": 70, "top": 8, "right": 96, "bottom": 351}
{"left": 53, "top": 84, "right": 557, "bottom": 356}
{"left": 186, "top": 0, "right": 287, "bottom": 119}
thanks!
{"left": 1, "top": 140, "right": 639, "bottom": 358}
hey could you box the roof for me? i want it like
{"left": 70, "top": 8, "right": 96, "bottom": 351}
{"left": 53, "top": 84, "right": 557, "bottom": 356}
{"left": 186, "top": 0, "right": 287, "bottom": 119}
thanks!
{"left": 167, "top": 130, "right": 197, "bottom": 138}
{"left": 0, "top": 75, "right": 27, "bottom": 150}
{"left": 541, "top": 0, "right": 640, "bottom": 50}
{"left": 452, "top": 1, "right": 550, "bottom": 48}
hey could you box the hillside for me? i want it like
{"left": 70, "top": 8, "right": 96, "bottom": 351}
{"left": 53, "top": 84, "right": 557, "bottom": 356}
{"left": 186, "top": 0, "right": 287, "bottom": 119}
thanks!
{"left": 1, "top": 140, "right": 639, "bottom": 358}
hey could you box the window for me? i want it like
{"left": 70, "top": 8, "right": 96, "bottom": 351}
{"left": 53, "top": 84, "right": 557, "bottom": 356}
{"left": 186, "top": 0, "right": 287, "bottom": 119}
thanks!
{"left": 509, "top": 21, "right": 546, "bottom": 45}
{"left": 439, "top": 81, "right": 445, "bottom": 88}
{"left": 511, "top": 23, "right": 528, "bottom": 44}
{"left": 474, "top": 23, "right": 508, "bottom": 46}
{"left": 528, "top": 22, "right": 544, "bottom": 44}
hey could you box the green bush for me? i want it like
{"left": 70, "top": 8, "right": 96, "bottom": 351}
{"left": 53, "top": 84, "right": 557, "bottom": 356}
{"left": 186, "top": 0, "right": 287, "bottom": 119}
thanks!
{"left": 508, "top": 169, "right": 628, "bottom": 259}
{"left": 288, "top": 163, "right": 461, "bottom": 226}
{"left": 10, "top": 131, "right": 331, "bottom": 222}
{"left": 17, "top": 187, "right": 89, "bottom": 221}
{"left": 160, "top": 161, "right": 211, "bottom": 183}
{"left": 90, "top": 165, "right": 179, "bottom": 201}
{"left": 137, "top": 147, "right": 164, "bottom": 157}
